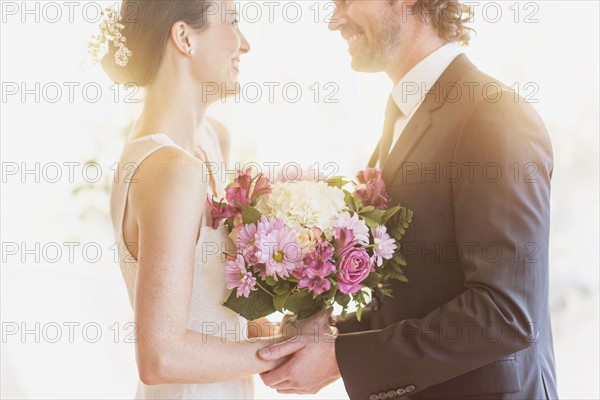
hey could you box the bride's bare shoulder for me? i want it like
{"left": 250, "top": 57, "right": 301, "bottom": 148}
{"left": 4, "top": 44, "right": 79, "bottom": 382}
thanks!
{"left": 128, "top": 146, "right": 206, "bottom": 212}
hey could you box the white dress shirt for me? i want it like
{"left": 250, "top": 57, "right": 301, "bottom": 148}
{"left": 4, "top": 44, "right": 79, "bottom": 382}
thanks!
{"left": 388, "top": 42, "right": 464, "bottom": 154}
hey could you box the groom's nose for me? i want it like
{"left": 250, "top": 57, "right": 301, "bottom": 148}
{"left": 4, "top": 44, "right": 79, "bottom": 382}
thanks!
{"left": 328, "top": 1, "right": 345, "bottom": 31}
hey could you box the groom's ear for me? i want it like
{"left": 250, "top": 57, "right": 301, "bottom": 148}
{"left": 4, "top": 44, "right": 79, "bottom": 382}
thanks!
{"left": 170, "top": 21, "right": 194, "bottom": 56}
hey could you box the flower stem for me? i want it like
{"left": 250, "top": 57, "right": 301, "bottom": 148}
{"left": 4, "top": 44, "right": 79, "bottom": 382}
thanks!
{"left": 256, "top": 280, "right": 274, "bottom": 298}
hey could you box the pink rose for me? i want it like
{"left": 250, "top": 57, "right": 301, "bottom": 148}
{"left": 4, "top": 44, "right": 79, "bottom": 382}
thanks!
{"left": 336, "top": 247, "right": 374, "bottom": 294}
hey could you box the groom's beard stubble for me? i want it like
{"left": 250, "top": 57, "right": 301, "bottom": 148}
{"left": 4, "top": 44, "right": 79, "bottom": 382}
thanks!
{"left": 350, "top": 16, "right": 401, "bottom": 72}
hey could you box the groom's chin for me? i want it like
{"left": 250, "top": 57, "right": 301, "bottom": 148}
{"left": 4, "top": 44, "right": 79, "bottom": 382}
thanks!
{"left": 350, "top": 59, "right": 382, "bottom": 73}
{"left": 349, "top": 53, "right": 384, "bottom": 73}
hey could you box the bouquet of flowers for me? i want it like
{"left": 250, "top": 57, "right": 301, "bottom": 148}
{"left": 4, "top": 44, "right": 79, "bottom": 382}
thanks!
{"left": 207, "top": 168, "right": 413, "bottom": 320}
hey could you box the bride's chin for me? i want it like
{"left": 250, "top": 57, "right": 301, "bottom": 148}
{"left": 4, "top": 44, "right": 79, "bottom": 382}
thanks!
{"left": 218, "top": 82, "right": 240, "bottom": 100}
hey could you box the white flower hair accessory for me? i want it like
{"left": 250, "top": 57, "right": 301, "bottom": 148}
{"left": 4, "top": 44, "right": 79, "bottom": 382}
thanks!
{"left": 88, "top": 8, "right": 132, "bottom": 67}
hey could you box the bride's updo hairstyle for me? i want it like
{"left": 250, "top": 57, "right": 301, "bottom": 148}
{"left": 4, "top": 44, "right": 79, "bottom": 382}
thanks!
{"left": 101, "top": 0, "right": 212, "bottom": 86}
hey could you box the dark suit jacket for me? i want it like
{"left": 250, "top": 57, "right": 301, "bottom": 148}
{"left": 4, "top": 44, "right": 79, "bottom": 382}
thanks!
{"left": 335, "top": 55, "right": 558, "bottom": 400}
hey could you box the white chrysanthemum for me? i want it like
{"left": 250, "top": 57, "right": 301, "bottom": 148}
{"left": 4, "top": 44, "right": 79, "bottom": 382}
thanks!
{"left": 255, "top": 181, "right": 345, "bottom": 230}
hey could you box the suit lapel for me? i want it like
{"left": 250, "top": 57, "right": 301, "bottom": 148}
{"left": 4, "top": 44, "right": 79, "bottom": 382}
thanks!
{"left": 381, "top": 54, "right": 476, "bottom": 185}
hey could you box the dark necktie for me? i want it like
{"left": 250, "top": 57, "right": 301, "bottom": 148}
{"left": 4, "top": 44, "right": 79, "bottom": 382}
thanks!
{"left": 378, "top": 95, "right": 403, "bottom": 167}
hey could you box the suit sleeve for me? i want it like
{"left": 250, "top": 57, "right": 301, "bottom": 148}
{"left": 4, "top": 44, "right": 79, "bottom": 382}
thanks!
{"left": 335, "top": 92, "right": 554, "bottom": 398}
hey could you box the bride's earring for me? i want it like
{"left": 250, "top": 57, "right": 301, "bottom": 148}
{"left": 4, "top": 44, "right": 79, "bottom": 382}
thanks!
{"left": 188, "top": 49, "right": 195, "bottom": 56}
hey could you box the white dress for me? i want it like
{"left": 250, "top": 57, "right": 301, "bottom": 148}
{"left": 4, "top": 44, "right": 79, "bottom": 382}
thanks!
{"left": 109, "top": 123, "right": 254, "bottom": 399}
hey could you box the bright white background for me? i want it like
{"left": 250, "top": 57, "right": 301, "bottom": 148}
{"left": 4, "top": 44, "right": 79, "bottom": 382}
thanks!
{"left": 1, "top": 1, "right": 598, "bottom": 399}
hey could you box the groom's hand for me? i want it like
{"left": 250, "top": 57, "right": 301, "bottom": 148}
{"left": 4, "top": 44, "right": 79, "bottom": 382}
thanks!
{"left": 258, "top": 329, "right": 340, "bottom": 394}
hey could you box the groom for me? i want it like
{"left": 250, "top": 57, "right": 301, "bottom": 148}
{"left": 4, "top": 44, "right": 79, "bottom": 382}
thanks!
{"left": 259, "top": 0, "right": 558, "bottom": 398}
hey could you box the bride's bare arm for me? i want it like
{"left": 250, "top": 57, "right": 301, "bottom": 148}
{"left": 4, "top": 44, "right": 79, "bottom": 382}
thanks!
{"left": 129, "top": 147, "right": 284, "bottom": 385}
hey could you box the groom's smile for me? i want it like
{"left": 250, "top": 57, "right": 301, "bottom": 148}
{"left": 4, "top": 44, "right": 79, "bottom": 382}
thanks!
{"left": 343, "top": 31, "right": 365, "bottom": 53}
{"left": 329, "top": 0, "right": 402, "bottom": 73}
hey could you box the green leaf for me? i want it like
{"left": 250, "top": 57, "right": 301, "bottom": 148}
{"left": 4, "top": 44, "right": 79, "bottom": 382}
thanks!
{"left": 360, "top": 272, "right": 381, "bottom": 288}
{"left": 361, "top": 209, "right": 386, "bottom": 225}
{"left": 273, "top": 291, "right": 291, "bottom": 312}
{"left": 224, "top": 217, "right": 235, "bottom": 232}
{"left": 388, "top": 268, "right": 408, "bottom": 282}
{"left": 391, "top": 225, "right": 406, "bottom": 241}
{"left": 222, "top": 289, "right": 275, "bottom": 320}
{"left": 326, "top": 176, "right": 349, "bottom": 189}
{"left": 273, "top": 281, "right": 291, "bottom": 295}
{"left": 399, "top": 207, "right": 407, "bottom": 220}
{"left": 356, "top": 306, "right": 363, "bottom": 322}
{"left": 334, "top": 292, "right": 351, "bottom": 307}
{"left": 343, "top": 190, "right": 358, "bottom": 212}
{"left": 381, "top": 206, "right": 401, "bottom": 225}
{"left": 241, "top": 204, "right": 262, "bottom": 224}
{"left": 406, "top": 208, "right": 414, "bottom": 223}
{"left": 355, "top": 290, "right": 365, "bottom": 304}
{"left": 297, "top": 307, "right": 324, "bottom": 320}
{"left": 385, "top": 206, "right": 413, "bottom": 242}
{"left": 359, "top": 205, "right": 375, "bottom": 213}
{"left": 264, "top": 276, "right": 277, "bottom": 286}
{"left": 393, "top": 253, "right": 407, "bottom": 267}
{"left": 361, "top": 216, "right": 379, "bottom": 230}
{"left": 325, "top": 286, "right": 338, "bottom": 301}
{"left": 284, "top": 290, "right": 323, "bottom": 319}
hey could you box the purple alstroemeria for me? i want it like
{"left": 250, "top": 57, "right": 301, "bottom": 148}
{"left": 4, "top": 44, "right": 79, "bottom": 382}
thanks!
{"left": 354, "top": 167, "right": 390, "bottom": 210}
{"left": 297, "top": 242, "right": 337, "bottom": 295}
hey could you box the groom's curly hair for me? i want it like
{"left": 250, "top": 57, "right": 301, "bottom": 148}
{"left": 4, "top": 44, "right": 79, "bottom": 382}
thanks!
{"left": 410, "top": 0, "right": 475, "bottom": 45}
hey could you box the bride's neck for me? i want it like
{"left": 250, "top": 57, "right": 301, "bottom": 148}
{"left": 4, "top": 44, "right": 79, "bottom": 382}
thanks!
{"left": 134, "top": 76, "right": 208, "bottom": 155}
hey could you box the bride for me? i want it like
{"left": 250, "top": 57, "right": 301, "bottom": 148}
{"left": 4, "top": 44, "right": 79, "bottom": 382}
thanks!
{"left": 103, "top": 0, "right": 293, "bottom": 398}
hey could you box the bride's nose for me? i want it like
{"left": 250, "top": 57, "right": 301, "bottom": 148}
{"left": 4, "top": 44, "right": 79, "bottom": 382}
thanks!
{"left": 239, "top": 31, "right": 251, "bottom": 54}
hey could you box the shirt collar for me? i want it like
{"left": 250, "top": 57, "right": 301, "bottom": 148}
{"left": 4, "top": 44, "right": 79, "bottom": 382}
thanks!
{"left": 391, "top": 41, "right": 464, "bottom": 117}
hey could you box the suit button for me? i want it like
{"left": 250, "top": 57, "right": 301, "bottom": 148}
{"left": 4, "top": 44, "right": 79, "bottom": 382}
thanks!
{"left": 396, "top": 388, "right": 406, "bottom": 396}
{"left": 405, "top": 385, "right": 416, "bottom": 393}
{"left": 378, "top": 392, "right": 388, "bottom": 400}
{"left": 369, "top": 395, "right": 379, "bottom": 400}
{"left": 387, "top": 390, "right": 397, "bottom": 398}
{"left": 371, "top": 297, "right": 380, "bottom": 311}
